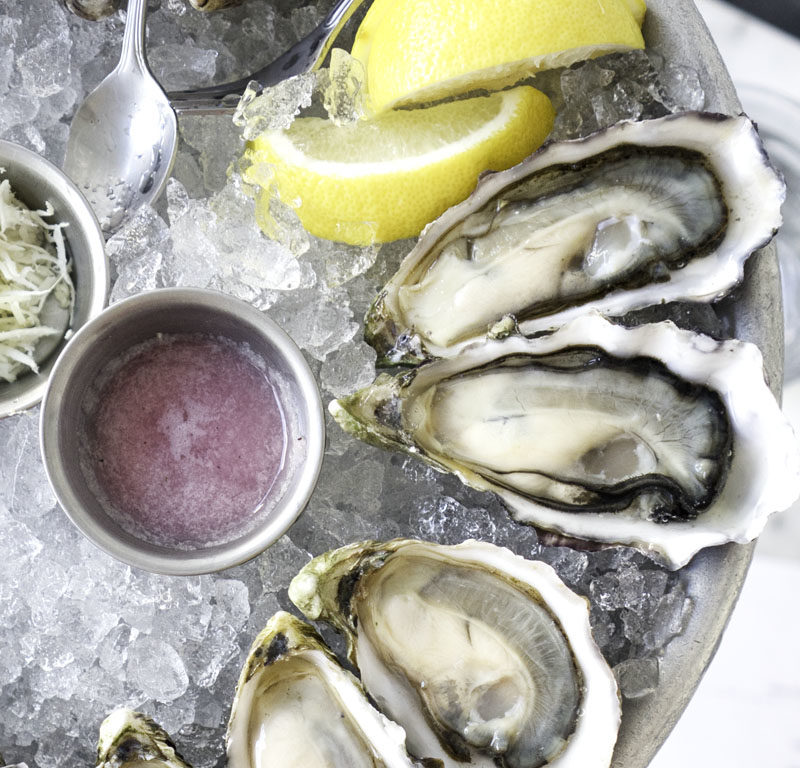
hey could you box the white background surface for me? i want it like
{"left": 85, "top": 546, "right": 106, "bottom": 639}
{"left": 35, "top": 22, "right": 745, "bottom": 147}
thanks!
{"left": 649, "top": 2, "right": 800, "bottom": 766}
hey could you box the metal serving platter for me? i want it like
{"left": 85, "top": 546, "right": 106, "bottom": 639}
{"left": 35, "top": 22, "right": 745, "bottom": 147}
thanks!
{"left": 614, "top": 0, "right": 781, "bottom": 764}
{"left": 1, "top": 0, "right": 783, "bottom": 765}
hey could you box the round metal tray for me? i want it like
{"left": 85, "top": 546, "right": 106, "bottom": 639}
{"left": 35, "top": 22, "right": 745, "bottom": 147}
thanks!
{"left": 614, "top": 1, "right": 782, "bottom": 764}
{"left": 2, "top": 1, "right": 783, "bottom": 765}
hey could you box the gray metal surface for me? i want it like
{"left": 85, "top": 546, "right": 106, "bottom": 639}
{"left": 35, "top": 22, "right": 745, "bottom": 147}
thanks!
{"left": 613, "top": 1, "right": 783, "bottom": 765}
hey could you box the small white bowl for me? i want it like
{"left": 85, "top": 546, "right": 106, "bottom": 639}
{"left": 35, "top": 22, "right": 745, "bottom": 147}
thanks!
{"left": 0, "top": 140, "right": 108, "bottom": 418}
{"left": 39, "top": 288, "right": 325, "bottom": 575}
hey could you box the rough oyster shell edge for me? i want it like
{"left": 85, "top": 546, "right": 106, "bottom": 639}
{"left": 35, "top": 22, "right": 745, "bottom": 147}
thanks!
{"left": 96, "top": 708, "right": 192, "bottom": 768}
{"left": 225, "top": 611, "right": 422, "bottom": 768}
{"left": 366, "top": 111, "right": 785, "bottom": 364}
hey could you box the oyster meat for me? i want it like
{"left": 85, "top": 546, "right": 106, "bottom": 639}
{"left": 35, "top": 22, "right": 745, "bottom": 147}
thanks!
{"left": 332, "top": 313, "right": 800, "bottom": 568}
{"left": 365, "top": 112, "right": 784, "bottom": 363}
{"left": 226, "top": 611, "right": 420, "bottom": 768}
{"left": 289, "top": 539, "right": 621, "bottom": 768}
{"left": 97, "top": 709, "right": 192, "bottom": 768}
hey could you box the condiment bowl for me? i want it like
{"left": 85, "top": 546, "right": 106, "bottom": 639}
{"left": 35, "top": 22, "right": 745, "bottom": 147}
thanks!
{"left": 0, "top": 139, "right": 108, "bottom": 418}
{"left": 40, "top": 288, "right": 325, "bottom": 575}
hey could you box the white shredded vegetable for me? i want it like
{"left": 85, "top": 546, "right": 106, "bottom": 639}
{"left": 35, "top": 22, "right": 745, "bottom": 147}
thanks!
{"left": 0, "top": 173, "right": 74, "bottom": 383}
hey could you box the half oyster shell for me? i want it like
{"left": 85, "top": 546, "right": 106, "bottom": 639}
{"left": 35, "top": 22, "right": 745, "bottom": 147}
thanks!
{"left": 97, "top": 709, "right": 192, "bottom": 768}
{"left": 226, "top": 611, "right": 421, "bottom": 768}
{"left": 365, "top": 112, "right": 784, "bottom": 364}
{"left": 64, "top": 0, "right": 121, "bottom": 20}
{"left": 289, "top": 539, "right": 621, "bottom": 768}
{"left": 187, "top": 0, "right": 245, "bottom": 10}
{"left": 332, "top": 313, "right": 800, "bottom": 568}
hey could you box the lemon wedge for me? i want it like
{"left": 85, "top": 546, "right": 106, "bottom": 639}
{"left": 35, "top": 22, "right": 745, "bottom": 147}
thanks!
{"left": 352, "top": 0, "right": 646, "bottom": 112}
{"left": 245, "top": 85, "right": 555, "bottom": 245}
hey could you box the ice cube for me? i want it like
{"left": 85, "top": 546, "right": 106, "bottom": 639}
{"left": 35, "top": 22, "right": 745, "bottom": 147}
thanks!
{"left": 321, "top": 48, "right": 367, "bottom": 125}
{"left": 320, "top": 340, "right": 377, "bottom": 397}
{"left": 148, "top": 42, "right": 218, "bottom": 91}
{"left": 125, "top": 637, "right": 190, "bottom": 703}
{"left": 234, "top": 72, "right": 316, "bottom": 138}
{"left": 107, "top": 205, "right": 171, "bottom": 302}
{"left": 18, "top": 38, "right": 71, "bottom": 99}
{"left": 614, "top": 657, "right": 660, "bottom": 699}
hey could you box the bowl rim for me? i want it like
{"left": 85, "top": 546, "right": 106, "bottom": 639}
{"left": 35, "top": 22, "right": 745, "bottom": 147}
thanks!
{"left": 39, "top": 287, "right": 326, "bottom": 576}
{"left": 0, "top": 138, "right": 109, "bottom": 419}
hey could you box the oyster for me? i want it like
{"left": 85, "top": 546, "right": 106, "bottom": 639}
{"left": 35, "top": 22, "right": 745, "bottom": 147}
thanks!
{"left": 97, "top": 709, "right": 191, "bottom": 768}
{"left": 289, "top": 539, "right": 620, "bottom": 768}
{"left": 365, "top": 112, "right": 784, "bottom": 363}
{"left": 226, "top": 611, "right": 421, "bottom": 768}
{"left": 64, "top": 0, "right": 121, "bottom": 20}
{"left": 188, "top": 0, "right": 245, "bottom": 10}
{"left": 332, "top": 313, "right": 800, "bottom": 568}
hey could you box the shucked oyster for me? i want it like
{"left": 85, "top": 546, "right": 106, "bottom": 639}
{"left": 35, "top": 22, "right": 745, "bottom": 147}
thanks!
{"left": 332, "top": 313, "right": 800, "bottom": 568}
{"left": 64, "top": 0, "right": 121, "bottom": 20}
{"left": 97, "top": 709, "right": 191, "bottom": 768}
{"left": 365, "top": 112, "right": 784, "bottom": 363}
{"left": 289, "top": 539, "right": 620, "bottom": 768}
{"left": 226, "top": 611, "right": 420, "bottom": 768}
{"left": 188, "top": 0, "right": 245, "bottom": 11}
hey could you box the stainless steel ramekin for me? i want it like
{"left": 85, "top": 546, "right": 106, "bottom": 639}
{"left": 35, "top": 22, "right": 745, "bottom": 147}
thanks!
{"left": 0, "top": 139, "right": 108, "bottom": 418}
{"left": 40, "top": 288, "right": 325, "bottom": 575}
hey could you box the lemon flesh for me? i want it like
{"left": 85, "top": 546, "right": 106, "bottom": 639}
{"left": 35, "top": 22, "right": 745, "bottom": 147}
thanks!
{"left": 245, "top": 86, "right": 555, "bottom": 245}
{"left": 352, "top": 0, "right": 646, "bottom": 112}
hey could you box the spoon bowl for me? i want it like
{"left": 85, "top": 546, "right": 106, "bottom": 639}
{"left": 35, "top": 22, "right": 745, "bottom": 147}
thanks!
{"left": 64, "top": 0, "right": 177, "bottom": 234}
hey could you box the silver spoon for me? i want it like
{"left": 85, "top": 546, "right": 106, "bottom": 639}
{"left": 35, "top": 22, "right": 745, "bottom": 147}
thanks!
{"left": 64, "top": 0, "right": 177, "bottom": 235}
{"left": 65, "top": 0, "right": 364, "bottom": 233}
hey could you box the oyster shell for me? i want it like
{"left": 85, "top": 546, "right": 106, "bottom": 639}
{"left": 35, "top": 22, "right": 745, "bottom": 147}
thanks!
{"left": 365, "top": 112, "right": 784, "bottom": 364}
{"left": 226, "top": 611, "right": 421, "bottom": 768}
{"left": 331, "top": 313, "right": 800, "bottom": 568}
{"left": 64, "top": 0, "right": 121, "bottom": 20}
{"left": 289, "top": 539, "right": 621, "bottom": 768}
{"left": 188, "top": 0, "right": 245, "bottom": 11}
{"left": 97, "top": 709, "right": 191, "bottom": 768}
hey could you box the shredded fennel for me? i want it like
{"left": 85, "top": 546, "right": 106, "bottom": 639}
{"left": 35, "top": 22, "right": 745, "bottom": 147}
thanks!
{"left": 0, "top": 172, "right": 74, "bottom": 383}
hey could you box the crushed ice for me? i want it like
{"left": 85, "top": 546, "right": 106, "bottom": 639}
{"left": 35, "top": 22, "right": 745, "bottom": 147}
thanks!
{"left": 0, "top": 2, "right": 707, "bottom": 765}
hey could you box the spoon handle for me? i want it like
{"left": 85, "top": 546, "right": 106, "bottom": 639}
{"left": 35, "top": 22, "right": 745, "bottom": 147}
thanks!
{"left": 168, "top": 0, "right": 366, "bottom": 114}
{"left": 118, "top": 0, "right": 149, "bottom": 74}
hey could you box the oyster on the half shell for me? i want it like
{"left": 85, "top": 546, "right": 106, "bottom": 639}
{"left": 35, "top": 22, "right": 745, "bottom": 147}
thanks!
{"left": 332, "top": 313, "right": 800, "bottom": 568}
{"left": 64, "top": 0, "right": 120, "bottom": 20}
{"left": 187, "top": 0, "right": 245, "bottom": 10}
{"left": 226, "top": 611, "right": 421, "bottom": 768}
{"left": 365, "top": 112, "right": 784, "bottom": 364}
{"left": 289, "top": 539, "right": 621, "bottom": 768}
{"left": 97, "top": 709, "right": 192, "bottom": 768}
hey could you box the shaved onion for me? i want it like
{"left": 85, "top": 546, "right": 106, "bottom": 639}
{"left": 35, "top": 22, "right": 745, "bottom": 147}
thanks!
{"left": 0, "top": 174, "right": 74, "bottom": 383}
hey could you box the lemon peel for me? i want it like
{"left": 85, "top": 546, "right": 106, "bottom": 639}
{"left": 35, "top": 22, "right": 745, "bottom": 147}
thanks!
{"left": 351, "top": 0, "right": 646, "bottom": 112}
{"left": 244, "top": 85, "right": 555, "bottom": 245}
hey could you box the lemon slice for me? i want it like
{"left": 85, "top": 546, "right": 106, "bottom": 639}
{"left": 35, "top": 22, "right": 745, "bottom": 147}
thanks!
{"left": 352, "top": 0, "right": 646, "bottom": 112}
{"left": 623, "top": 0, "right": 647, "bottom": 26}
{"left": 245, "top": 85, "right": 555, "bottom": 245}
